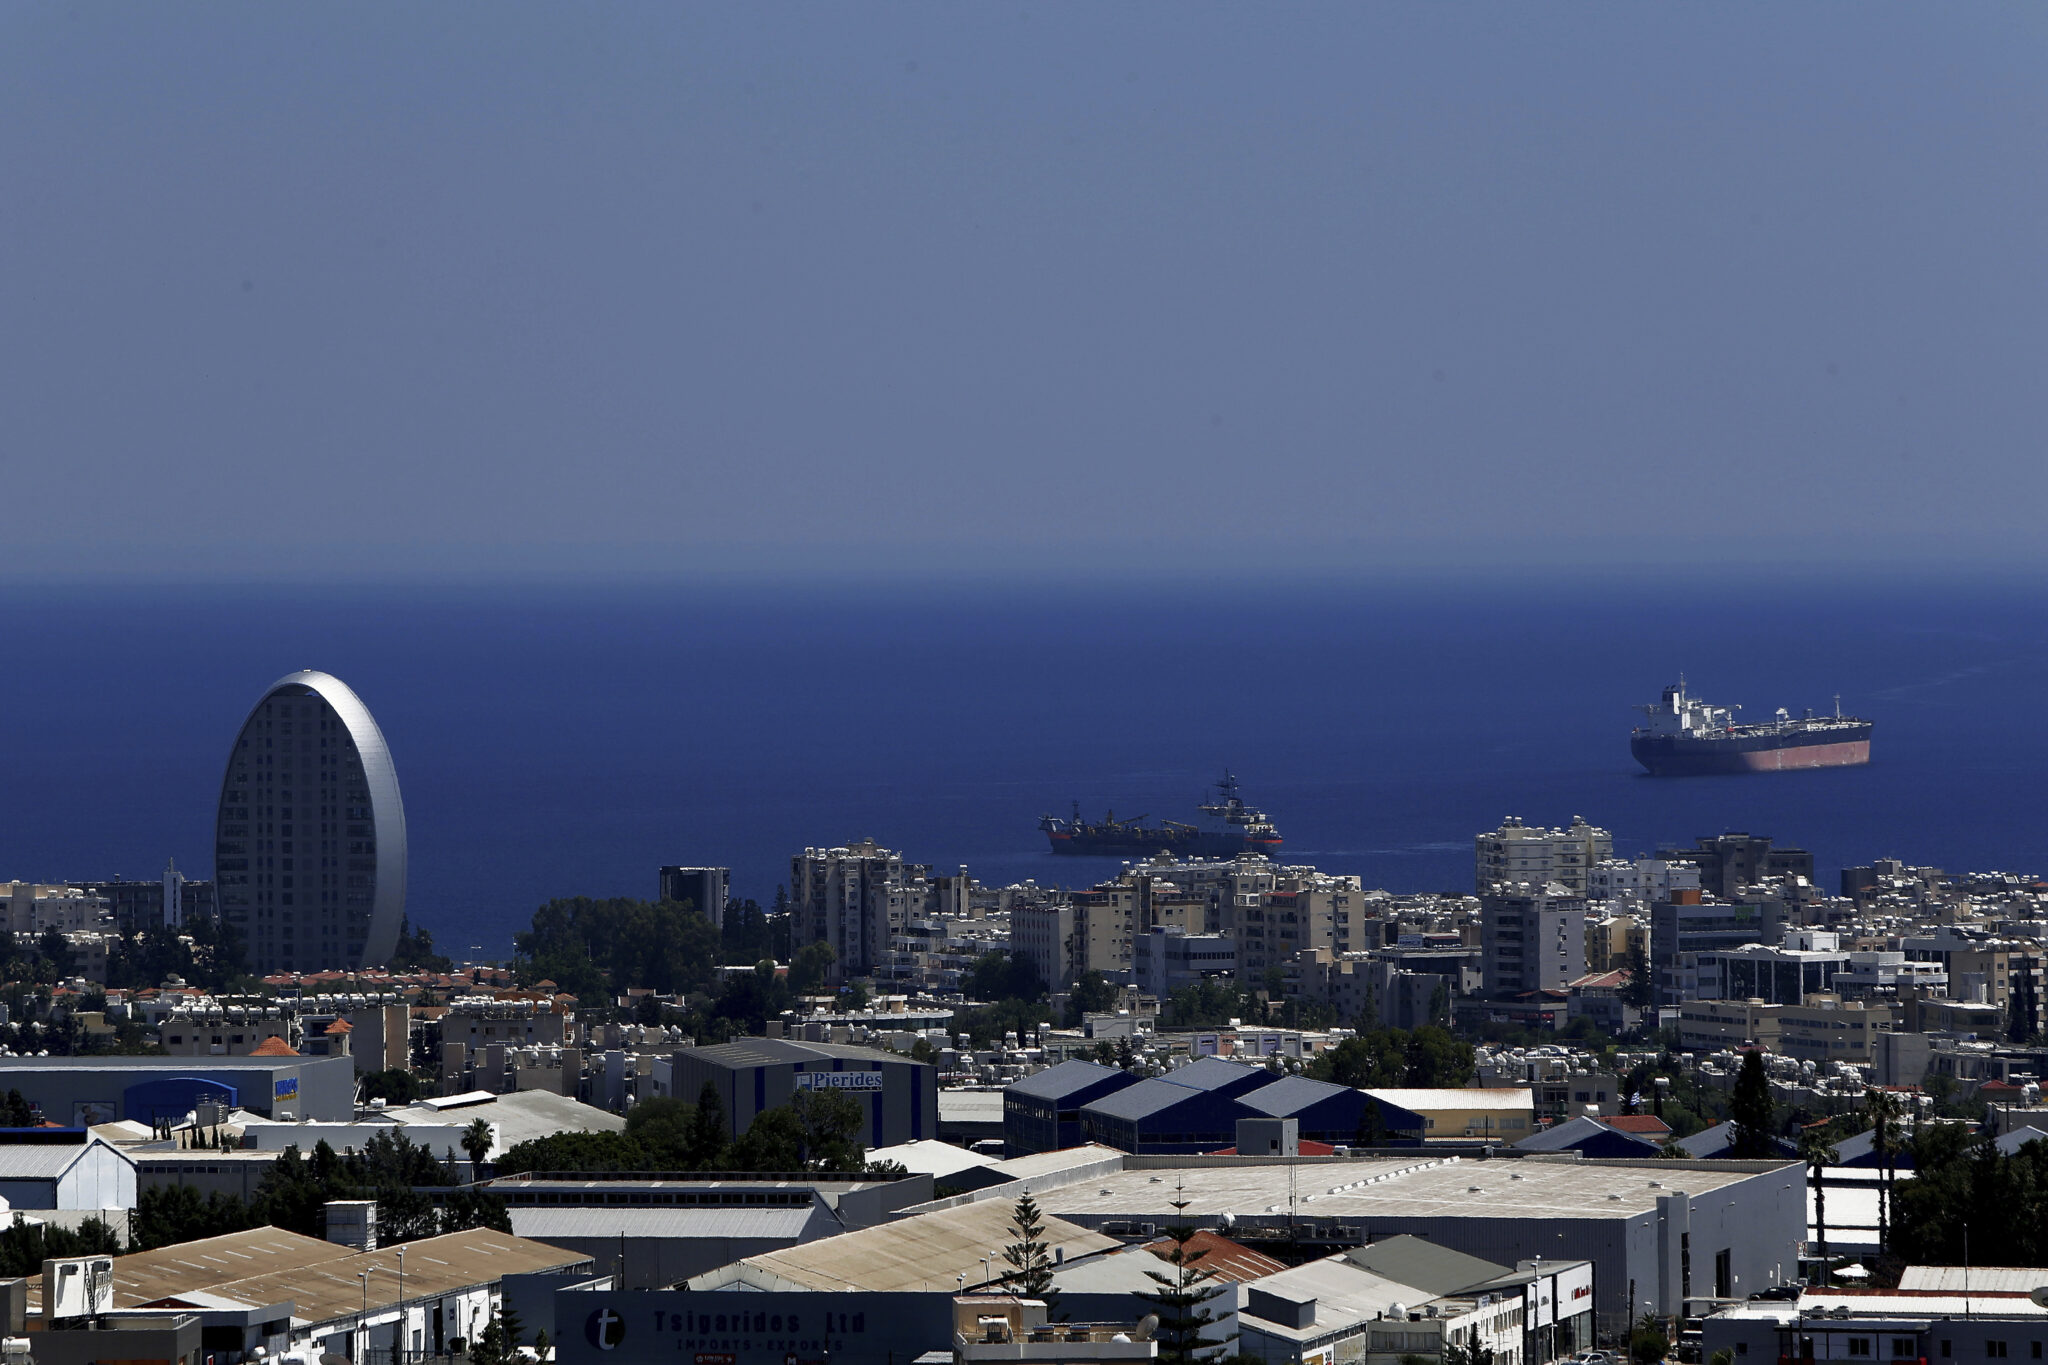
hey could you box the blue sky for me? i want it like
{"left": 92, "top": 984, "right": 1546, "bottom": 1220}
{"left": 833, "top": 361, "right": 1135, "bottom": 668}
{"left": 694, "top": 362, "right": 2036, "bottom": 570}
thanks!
{"left": 4, "top": 4, "right": 2044, "bottom": 580}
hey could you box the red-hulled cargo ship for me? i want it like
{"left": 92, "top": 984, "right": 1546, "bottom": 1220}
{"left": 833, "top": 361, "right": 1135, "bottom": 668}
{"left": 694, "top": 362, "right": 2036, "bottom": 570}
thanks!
{"left": 1631, "top": 680, "right": 1873, "bottom": 776}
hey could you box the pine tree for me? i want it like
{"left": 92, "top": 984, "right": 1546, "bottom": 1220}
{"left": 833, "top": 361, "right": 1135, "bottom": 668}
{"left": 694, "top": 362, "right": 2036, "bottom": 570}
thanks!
{"left": 1729, "top": 1050, "right": 1776, "bottom": 1158}
{"left": 1135, "top": 1180, "right": 1231, "bottom": 1365}
{"left": 1001, "top": 1193, "right": 1057, "bottom": 1312}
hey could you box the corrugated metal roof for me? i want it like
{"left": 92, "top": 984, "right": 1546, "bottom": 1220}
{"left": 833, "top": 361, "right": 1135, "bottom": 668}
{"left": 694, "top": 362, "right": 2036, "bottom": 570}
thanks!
{"left": 864, "top": 1139, "right": 997, "bottom": 1180}
{"left": 1896, "top": 1267, "right": 2048, "bottom": 1294}
{"left": 182, "top": 1227, "right": 591, "bottom": 1327}
{"left": 1234, "top": 1076, "right": 1350, "bottom": 1118}
{"left": 509, "top": 1205, "right": 831, "bottom": 1242}
{"left": 695, "top": 1195, "right": 1118, "bottom": 1293}
{"left": 1362, "top": 1088, "right": 1534, "bottom": 1111}
{"left": 0, "top": 1139, "right": 100, "bottom": 1179}
{"left": 1343, "top": 1235, "right": 1510, "bottom": 1296}
{"left": 1006, "top": 1061, "right": 1127, "bottom": 1102}
{"left": 27, "top": 1227, "right": 352, "bottom": 1312}
{"left": 1081, "top": 1077, "right": 1217, "bottom": 1122}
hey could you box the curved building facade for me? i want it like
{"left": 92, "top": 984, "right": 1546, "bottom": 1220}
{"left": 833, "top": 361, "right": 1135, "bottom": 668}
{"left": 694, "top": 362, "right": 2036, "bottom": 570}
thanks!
{"left": 214, "top": 671, "right": 407, "bottom": 973}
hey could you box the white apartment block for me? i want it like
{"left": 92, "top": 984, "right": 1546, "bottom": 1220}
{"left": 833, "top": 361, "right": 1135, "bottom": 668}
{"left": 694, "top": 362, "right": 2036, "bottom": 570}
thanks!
{"left": 1474, "top": 816, "right": 1612, "bottom": 895}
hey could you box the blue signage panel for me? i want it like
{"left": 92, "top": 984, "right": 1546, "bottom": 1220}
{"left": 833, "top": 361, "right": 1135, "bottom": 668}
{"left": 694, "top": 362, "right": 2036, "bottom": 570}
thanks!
{"left": 558, "top": 1292, "right": 953, "bottom": 1365}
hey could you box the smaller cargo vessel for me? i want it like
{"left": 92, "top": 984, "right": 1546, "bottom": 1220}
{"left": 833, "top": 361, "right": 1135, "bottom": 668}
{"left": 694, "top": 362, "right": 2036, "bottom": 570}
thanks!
{"left": 1631, "top": 679, "right": 1873, "bottom": 776}
{"left": 1041, "top": 772, "right": 1282, "bottom": 857}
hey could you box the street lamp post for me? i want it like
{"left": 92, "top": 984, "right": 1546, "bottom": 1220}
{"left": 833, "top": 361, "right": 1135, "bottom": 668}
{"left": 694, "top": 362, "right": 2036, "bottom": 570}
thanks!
{"left": 397, "top": 1248, "right": 406, "bottom": 1365}
{"left": 359, "top": 1272, "right": 371, "bottom": 1364}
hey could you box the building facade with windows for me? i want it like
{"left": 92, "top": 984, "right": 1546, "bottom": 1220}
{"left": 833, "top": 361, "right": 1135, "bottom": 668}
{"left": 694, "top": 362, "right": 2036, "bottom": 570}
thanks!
{"left": 214, "top": 670, "right": 407, "bottom": 974}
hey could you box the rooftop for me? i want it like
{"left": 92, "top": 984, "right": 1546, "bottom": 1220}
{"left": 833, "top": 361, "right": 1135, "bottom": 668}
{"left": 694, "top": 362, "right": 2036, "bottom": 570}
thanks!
{"left": 690, "top": 1195, "right": 1118, "bottom": 1293}
{"left": 1039, "top": 1156, "right": 1792, "bottom": 1225}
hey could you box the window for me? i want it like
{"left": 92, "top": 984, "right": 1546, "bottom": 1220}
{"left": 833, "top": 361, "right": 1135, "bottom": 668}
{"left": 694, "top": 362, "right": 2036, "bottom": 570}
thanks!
{"left": 1895, "top": 1342, "right": 1916, "bottom": 1359}
{"left": 1848, "top": 1340, "right": 1872, "bottom": 1357}
{"left": 1736, "top": 1346, "right": 1748, "bottom": 1357}
{"left": 1988, "top": 1345, "right": 2008, "bottom": 1360}
{"left": 1942, "top": 1342, "right": 1952, "bottom": 1359}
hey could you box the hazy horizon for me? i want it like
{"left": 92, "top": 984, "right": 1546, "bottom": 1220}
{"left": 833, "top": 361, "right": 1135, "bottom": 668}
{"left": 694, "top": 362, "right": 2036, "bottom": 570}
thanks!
{"left": 6, "top": 5, "right": 2045, "bottom": 580}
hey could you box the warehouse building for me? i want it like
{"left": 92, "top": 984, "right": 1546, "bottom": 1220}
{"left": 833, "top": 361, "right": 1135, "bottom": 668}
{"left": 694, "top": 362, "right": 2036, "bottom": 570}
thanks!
{"left": 0, "top": 1129, "right": 136, "bottom": 1209}
{"left": 669, "top": 1039, "right": 936, "bottom": 1149}
{"left": 0, "top": 1054, "right": 355, "bottom": 1124}
{"left": 1036, "top": 1154, "right": 1805, "bottom": 1333}
{"left": 1070, "top": 1059, "right": 1424, "bottom": 1156}
{"left": 26, "top": 1224, "right": 597, "bottom": 1364}
{"left": 1003, "top": 1059, "right": 1141, "bottom": 1156}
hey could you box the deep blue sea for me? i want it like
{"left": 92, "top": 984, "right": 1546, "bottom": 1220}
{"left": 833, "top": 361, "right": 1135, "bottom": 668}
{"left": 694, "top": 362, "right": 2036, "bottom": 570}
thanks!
{"left": 3, "top": 577, "right": 2044, "bottom": 960}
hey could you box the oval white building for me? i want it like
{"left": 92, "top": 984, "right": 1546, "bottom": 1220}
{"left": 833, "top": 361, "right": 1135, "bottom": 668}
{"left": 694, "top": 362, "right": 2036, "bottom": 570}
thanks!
{"left": 214, "top": 670, "right": 408, "bottom": 973}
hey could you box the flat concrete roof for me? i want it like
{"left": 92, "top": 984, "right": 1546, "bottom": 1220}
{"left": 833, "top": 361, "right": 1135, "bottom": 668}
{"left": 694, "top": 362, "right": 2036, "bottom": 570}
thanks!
{"left": 1039, "top": 1156, "right": 1794, "bottom": 1225}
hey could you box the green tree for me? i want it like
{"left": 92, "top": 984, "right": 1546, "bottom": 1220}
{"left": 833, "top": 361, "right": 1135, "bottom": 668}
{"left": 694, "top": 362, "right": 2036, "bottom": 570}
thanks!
{"left": 360, "top": 1068, "right": 426, "bottom": 1105}
{"left": 1000, "top": 1192, "right": 1058, "bottom": 1312}
{"left": 1798, "top": 1125, "right": 1841, "bottom": 1263}
{"left": 1629, "top": 1314, "right": 1669, "bottom": 1365}
{"left": 687, "top": 1082, "right": 730, "bottom": 1168}
{"left": 514, "top": 897, "right": 722, "bottom": 1000}
{"left": 0, "top": 1213, "right": 120, "bottom": 1276}
{"left": 727, "top": 1106, "right": 807, "bottom": 1171}
{"left": 789, "top": 940, "right": 838, "bottom": 995}
{"left": 1620, "top": 942, "right": 1654, "bottom": 1011}
{"left": 1064, "top": 972, "right": 1119, "bottom": 1027}
{"left": 461, "top": 1117, "right": 495, "bottom": 1169}
{"left": 388, "top": 917, "right": 455, "bottom": 973}
{"left": 496, "top": 1130, "right": 650, "bottom": 1176}
{"left": 1865, "top": 1085, "right": 1903, "bottom": 1256}
{"left": 1728, "top": 1051, "right": 1776, "bottom": 1158}
{"left": 1135, "top": 1183, "right": 1233, "bottom": 1365}
{"left": 471, "top": 1306, "right": 524, "bottom": 1365}
{"left": 134, "top": 1183, "right": 260, "bottom": 1250}
{"left": 1445, "top": 1340, "right": 1496, "bottom": 1365}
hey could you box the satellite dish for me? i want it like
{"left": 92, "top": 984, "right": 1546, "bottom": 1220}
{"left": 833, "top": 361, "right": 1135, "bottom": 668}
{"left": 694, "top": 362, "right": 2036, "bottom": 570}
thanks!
{"left": 2029, "top": 1287, "right": 2048, "bottom": 1309}
{"left": 1135, "top": 1315, "right": 1159, "bottom": 1341}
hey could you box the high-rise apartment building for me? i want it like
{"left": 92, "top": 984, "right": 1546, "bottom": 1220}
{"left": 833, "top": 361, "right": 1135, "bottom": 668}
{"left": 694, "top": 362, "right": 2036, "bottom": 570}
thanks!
{"left": 1480, "top": 886, "right": 1588, "bottom": 995}
{"left": 1649, "top": 890, "right": 1776, "bottom": 1006}
{"left": 789, "top": 841, "right": 928, "bottom": 981}
{"left": 1655, "top": 833, "right": 1815, "bottom": 901}
{"left": 657, "top": 866, "right": 730, "bottom": 931}
{"left": 1474, "top": 817, "right": 1612, "bottom": 895}
{"left": 214, "top": 670, "right": 407, "bottom": 974}
{"left": 85, "top": 861, "right": 218, "bottom": 934}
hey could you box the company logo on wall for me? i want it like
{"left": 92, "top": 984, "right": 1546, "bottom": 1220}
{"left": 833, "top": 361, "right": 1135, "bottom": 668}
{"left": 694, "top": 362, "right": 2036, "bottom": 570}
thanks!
{"left": 792, "top": 1070, "right": 883, "bottom": 1091}
{"left": 587, "top": 1309, "right": 626, "bottom": 1351}
{"left": 273, "top": 1077, "right": 299, "bottom": 1102}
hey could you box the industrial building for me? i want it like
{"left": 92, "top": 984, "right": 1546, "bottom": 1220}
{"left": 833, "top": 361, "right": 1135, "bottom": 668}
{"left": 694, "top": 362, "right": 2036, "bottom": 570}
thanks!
{"left": 492, "top": 1168, "right": 934, "bottom": 1289}
{"left": 0, "top": 1129, "right": 136, "bottom": 1209}
{"left": 0, "top": 1053, "right": 356, "bottom": 1124}
{"left": 669, "top": 1039, "right": 937, "bottom": 1149}
{"left": 1002, "top": 1059, "right": 1141, "bottom": 1156}
{"left": 1034, "top": 1154, "right": 1806, "bottom": 1333}
{"left": 26, "top": 1224, "right": 597, "bottom": 1365}
{"left": 1703, "top": 1283, "right": 2048, "bottom": 1365}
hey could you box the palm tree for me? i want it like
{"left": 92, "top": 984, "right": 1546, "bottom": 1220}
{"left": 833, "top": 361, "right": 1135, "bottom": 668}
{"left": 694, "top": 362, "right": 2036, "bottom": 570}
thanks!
{"left": 1865, "top": 1087, "right": 1901, "bottom": 1256}
{"left": 1799, "top": 1126, "right": 1841, "bottom": 1272}
{"left": 461, "top": 1118, "right": 494, "bottom": 1171}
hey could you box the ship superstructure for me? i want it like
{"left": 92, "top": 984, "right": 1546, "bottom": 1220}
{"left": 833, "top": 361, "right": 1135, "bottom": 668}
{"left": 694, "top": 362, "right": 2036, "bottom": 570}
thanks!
{"left": 1631, "top": 679, "right": 1873, "bottom": 776}
{"left": 1040, "top": 772, "right": 1283, "bottom": 857}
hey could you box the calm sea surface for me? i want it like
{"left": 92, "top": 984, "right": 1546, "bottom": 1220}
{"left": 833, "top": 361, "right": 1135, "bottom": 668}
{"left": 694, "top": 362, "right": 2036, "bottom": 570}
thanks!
{"left": 3, "top": 578, "right": 2043, "bottom": 958}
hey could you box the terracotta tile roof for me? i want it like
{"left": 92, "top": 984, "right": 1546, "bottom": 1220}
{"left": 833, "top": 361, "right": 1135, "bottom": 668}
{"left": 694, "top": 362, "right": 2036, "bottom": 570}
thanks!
{"left": 248, "top": 1036, "right": 300, "bottom": 1057}
{"left": 1601, "top": 1114, "right": 1674, "bottom": 1136}
{"left": 1140, "top": 1230, "right": 1288, "bottom": 1283}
